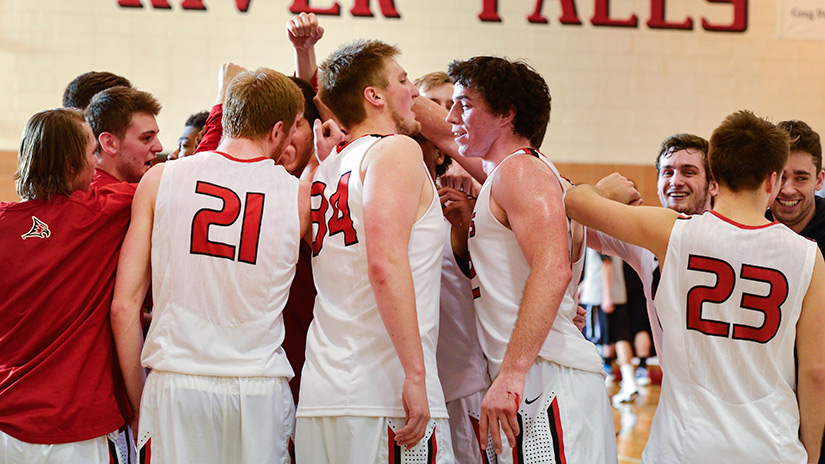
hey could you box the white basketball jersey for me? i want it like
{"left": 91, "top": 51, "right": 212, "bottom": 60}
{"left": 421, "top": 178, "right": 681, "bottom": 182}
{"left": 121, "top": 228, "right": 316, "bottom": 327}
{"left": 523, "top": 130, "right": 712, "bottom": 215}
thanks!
{"left": 596, "top": 232, "right": 664, "bottom": 358}
{"left": 468, "top": 149, "right": 603, "bottom": 378}
{"left": 144, "top": 151, "right": 299, "bottom": 378}
{"left": 298, "top": 135, "right": 448, "bottom": 419}
{"left": 645, "top": 211, "right": 815, "bottom": 463}
{"left": 437, "top": 221, "right": 490, "bottom": 402}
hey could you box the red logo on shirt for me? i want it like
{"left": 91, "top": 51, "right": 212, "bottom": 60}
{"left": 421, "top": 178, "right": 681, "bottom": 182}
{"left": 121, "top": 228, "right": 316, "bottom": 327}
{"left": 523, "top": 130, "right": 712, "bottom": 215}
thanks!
{"left": 21, "top": 216, "right": 51, "bottom": 240}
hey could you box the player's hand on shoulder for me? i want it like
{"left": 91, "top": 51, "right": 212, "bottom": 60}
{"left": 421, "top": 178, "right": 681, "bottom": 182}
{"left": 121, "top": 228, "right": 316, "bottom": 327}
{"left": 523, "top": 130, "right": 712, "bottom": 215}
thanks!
{"left": 395, "top": 376, "right": 430, "bottom": 448}
{"left": 287, "top": 12, "right": 325, "bottom": 50}
{"left": 595, "top": 172, "right": 642, "bottom": 206}
{"left": 313, "top": 119, "right": 345, "bottom": 163}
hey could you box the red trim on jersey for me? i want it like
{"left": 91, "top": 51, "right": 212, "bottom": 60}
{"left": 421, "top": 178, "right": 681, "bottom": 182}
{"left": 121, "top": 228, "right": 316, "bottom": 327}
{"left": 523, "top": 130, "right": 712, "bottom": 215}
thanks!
{"left": 550, "top": 397, "right": 567, "bottom": 464}
{"left": 140, "top": 438, "right": 151, "bottom": 464}
{"left": 429, "top": 427, "right": 438, "bottom": 464}
{"left": 710, "top": 210, "right": 778, "bottom": 229}
{"left": 213, "top": 151, "right": 269, "bottom": 163}
{"left": 388, "top": 426, "right": 398, "bottom": 464}
{"left": 335, "top": 134, "right": 396, "bottom": 153}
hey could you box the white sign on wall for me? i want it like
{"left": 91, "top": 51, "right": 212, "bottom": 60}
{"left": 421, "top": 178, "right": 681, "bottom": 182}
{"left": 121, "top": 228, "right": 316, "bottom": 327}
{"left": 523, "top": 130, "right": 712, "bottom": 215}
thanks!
{"left": 778, "top": 0, "right": 825, "bottom": 40}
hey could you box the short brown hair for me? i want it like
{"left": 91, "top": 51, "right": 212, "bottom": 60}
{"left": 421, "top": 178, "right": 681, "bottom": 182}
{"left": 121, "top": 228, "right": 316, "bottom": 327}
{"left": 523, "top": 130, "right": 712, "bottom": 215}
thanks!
{"left": 15, "top": 108, "right": 90, "bottom": 200}
{"left": 223, "top": 68, "right": 303, "bottom": 139}
{"left": 776, "top": 120, "right": 822, "bottom": 172}
{"left": 655, "top": 133, "right": 711, "bottom": 183}
{"left": 414, "top": 71, "right": 450, "bottom": 93}
{"left": 62, "top": 71, "right": 132, "bottom": 110}
{"left": 85, "top": 86, "right": 161, "bottom": 141}
{"left": 318, "top": 40, "right": 400, "bottom": 129}
{"left": 709, "top": 110, "right": 789, "bottom": 192}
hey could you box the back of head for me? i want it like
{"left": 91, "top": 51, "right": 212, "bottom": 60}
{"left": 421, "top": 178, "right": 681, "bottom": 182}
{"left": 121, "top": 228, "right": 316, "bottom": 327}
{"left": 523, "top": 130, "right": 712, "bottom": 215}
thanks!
{"left": 448, "top": 56, "right": 551, "bottom": 149}
{"left": 709, "top": 110, "right": 789, "bottom": 192}
{"left": 414, "top": 71, "right": 450, "bottom": 94}
{"left": 184, "top": 111, "right": 210, "bottom": 130}
{"left": 318, "top": 39, "right": 400, "bottom": 129}
{"left": 85, "top": 86, "right": 161, "bottom": 142}
{"left": 776, "top": 119, "right": 822, "bottom": 172}
{"left": 222, "top": 68, "right": 304, "bottom": 140}
{"left": 656, "top": 133, "right": 711, "bottom": 183}
{"left": 16, "top": 108, "right": 89, "bottom": 200}
{"left": 62, "top": 71, "right": 132, "bottom": 110}
{"left": 289, "top": 76, "right": 320, "bottom": 125}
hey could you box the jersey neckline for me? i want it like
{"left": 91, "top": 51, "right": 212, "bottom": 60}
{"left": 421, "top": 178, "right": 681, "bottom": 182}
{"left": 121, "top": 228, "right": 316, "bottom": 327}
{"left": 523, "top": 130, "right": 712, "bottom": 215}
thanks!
{"left": 710, "top": 210, "right": 779, "bottom": 229}
{"left": 214, "top": 151, "right": 269, "bottom": 163}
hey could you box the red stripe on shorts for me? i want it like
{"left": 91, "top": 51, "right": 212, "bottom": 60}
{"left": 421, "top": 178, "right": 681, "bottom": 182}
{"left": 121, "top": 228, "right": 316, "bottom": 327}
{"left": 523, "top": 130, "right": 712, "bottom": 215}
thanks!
{"left": 549, "top": 397, "right": 567, "bottom": 464}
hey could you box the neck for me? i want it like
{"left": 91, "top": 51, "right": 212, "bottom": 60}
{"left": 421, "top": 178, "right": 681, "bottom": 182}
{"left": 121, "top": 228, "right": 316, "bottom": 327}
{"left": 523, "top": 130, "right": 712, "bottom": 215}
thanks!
{"left": 485, "top": 134, "right": 536, "bottom": 172}
{"left": 216, "top": 137, "right": 271, "bottom": 161}
{"left": 712, "top": 185, "right": 772, "bottom": 226}
{"left": 95, "top": 156, "right": 123, "bottom": 182}
{"left": 346, "top": 113, "right": 398, "bottom": 140}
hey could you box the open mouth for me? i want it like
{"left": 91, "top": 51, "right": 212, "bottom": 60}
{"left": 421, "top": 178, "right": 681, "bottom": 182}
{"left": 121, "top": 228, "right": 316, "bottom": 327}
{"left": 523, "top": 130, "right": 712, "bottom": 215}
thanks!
{"left": 777, "top": 198, "right": 801, "bottom": 208}
{"left": 668, "top": 192, "right": 689, "bottom": 199}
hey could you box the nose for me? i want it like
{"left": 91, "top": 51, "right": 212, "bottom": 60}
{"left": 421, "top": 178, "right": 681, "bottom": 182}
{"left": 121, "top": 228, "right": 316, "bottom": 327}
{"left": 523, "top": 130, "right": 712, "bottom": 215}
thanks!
{"left": 153, "top": 139, "right": 163, "bottom": 154}
{"left": 409, "top": 81, "right": 420, "bottom": 98}
{"left": 446, "top": 103, "right": 459, "bottom": 125}
{"left": 671, "top": 170, "right": 686, "bottom": 186}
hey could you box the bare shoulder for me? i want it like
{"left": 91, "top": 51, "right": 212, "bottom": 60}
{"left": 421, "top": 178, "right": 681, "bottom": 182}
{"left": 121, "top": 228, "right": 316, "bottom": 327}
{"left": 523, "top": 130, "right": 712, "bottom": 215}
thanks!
{"left": 491, "top": 154, "right": 562, "bottom": 203}
{"left": 362, "top": 134, "right": 424, "bottom": 175}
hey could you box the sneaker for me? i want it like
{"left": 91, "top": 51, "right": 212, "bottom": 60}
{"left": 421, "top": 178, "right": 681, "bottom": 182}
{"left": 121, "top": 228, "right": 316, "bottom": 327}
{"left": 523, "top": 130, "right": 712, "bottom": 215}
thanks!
{"left": 635, "top": 367, "right": 651, "bottom": 386}
{"left": 612, "top": 387, "right": 639, "bottom": 406}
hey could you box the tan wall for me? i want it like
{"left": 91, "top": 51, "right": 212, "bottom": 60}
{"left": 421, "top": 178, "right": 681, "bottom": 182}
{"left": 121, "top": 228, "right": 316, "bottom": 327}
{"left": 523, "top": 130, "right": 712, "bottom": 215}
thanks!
{"left": 0, "top": 150, "right": 16, "bottom": 202}
{"left": 1, "top": 0, "right": 824, "bottom": 165}
{"left": 0, "top": 149, "right": 659, "bottom": 205}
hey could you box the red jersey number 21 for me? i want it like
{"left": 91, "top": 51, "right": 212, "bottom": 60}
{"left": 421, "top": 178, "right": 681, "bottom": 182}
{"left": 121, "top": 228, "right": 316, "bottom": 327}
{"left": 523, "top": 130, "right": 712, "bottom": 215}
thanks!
{"left": 190, "top": 181, "right": 264, "bottom": 264}
{"left": 311, "top": 171, "right": 359, "bottom": 256}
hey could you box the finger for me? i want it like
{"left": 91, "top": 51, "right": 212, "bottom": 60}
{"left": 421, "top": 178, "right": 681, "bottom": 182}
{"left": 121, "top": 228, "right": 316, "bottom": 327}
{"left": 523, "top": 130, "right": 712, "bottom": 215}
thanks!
{"left": 313, "top": 118, "right": 324, "bottom": 140}
{"left": 506, "top": 410, "right": 520, "bottom": 447}
{"left": 489, "top": 414, "right": 503, "bottom": 454}
{"left": 479, "top": 410, "right": 489, "bottom": 449}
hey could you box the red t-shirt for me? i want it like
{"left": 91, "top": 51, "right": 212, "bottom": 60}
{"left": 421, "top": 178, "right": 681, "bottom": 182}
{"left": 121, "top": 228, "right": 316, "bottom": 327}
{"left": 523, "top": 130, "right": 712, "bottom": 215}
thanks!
{"left": 0, "top": 183, "right": 135, "bottom": 444}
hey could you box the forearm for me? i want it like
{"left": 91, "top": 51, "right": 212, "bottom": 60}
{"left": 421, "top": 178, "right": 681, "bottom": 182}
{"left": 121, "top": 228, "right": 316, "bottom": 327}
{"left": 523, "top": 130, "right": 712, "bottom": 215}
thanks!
{"left": 111, "top": 296, "right": 148, "bottom": 417}
{"left": 294, "top": 48, "right": 317, "bottom": 82}
{"left": 498, "top": 265, "right": 571, "bottom": 379}
{"left": 798, "top": 367, "right": 825, "bottom": 462}
{"left": 369, "top": 259, "right": 426, "bottom": 380}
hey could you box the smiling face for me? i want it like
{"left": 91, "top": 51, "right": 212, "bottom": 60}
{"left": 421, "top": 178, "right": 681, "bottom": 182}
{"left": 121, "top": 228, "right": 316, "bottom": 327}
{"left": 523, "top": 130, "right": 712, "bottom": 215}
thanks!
{"left": 382, "top": 59, "right": 420, "bottom": 136}
{"left": 656, "top": 148, "right": 714, "bottom": 214}
{"left": 115, "top": 112, "right": 162, "bottom": 182}
{"left": 770, "top": 150, "right": 825, "bottom": 233}
{"left": 446, "top": 84, "right": 504, "bottom": 160}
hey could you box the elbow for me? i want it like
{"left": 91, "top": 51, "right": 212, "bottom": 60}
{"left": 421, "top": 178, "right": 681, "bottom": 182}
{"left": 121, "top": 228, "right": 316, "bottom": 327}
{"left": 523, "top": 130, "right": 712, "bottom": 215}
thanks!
{"left": 800, "top": 365, "right": 825, "bottom": 391}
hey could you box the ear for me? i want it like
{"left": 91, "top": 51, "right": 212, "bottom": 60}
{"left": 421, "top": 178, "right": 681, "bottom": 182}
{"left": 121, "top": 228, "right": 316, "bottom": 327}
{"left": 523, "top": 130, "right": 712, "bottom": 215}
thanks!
{"left": 98, "top": 132, "right": 119, "bottom": 157}
{"left": 708, "top": 179, "right": 719, "bottom": 197}
{"left": 498, "top": 106, "right": 516, "bottom": 128}
{"left": 765, "top": 171, "right": 779, "bottom": 195}
{"left": 269, "top": 120, "right": 285, "bottom": 144}
{"left": 435, "top": 149, "right": 446, "bottom": 166}
{"left": 363, "top": 86, "right": 384, "bottom": 108}
{"left": 816, "top": 169, "right": 824, "bottom": 191}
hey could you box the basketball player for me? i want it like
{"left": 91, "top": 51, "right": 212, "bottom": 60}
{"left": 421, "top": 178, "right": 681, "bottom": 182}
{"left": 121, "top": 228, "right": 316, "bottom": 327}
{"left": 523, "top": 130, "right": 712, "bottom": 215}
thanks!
{"left": 566, "top": 110, "right": 825, "bottom": 463}
{"left": 85, "top": 85, "right": 163, "bottom": 186}
{"left": 111, "top": 68, "right": 308, "bottom": 463}
{"left": 444, "top": 56, "right": 618, "bottom": 462}
{"left": 0, "top": 108, "right": 136, "bottom": 463}
{"left": 295, "top": 40, "right": 453, "bottom": 463}
{"left": 592, "top": 134, "right": 716, "bottom": 361}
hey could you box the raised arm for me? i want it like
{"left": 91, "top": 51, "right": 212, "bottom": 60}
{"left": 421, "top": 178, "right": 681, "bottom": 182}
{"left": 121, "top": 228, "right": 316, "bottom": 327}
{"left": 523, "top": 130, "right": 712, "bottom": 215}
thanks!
{"left": 565, "top": 182, "right": 676, "bottom": 265}
{"left": 110, "top": 164, "right": 163, "bottom": 429}
{"left": 287, "top": 12, "right": 324, "bottom": 82}
{"left": 479, "top": 156, "right": 572, "bottom": 453}
{"left": 797, "top": 247, "right": 825, "bottom": 463}
{"left": 361, "top": 136, "right": 431, "bottom": 448}
{"left": 195, "top": 62, "right": 247, "bottom": 154}
{"left": 413, "top": 96, "right": 486, "bottom": 183}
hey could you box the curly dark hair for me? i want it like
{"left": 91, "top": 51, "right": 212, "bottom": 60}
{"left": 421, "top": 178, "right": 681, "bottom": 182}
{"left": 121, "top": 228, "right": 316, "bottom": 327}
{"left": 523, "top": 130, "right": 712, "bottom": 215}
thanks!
{"left": 184, "top": 111, "right": 209, "bottom": 130}
{"left": 447, "top": 56, "right": 551, "bottom": 148}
